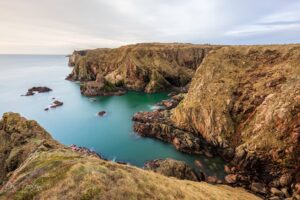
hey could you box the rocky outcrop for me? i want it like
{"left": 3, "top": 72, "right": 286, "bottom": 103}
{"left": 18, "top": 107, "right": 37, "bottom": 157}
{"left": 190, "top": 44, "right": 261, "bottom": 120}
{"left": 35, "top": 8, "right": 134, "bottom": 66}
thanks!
{"left": 0, "top": 113, "right": 62, "bottom": 183}
{"left": 144, "top": 159, "right": 202, "bottom": 181}
{"left": 50, "top": 100, "right": 63, "bottom": 108}
{"left": 133, "top": 45, "right": 300, "bottom": 198}
{"left": 23, "top": 86, "right": 52, "bottom": 96}
{"left": 67, "top": 43, "right": 218, "bottom": 96}
{"left": 68, "top": 50, "right": 88, "bottom": 66}
{"left": 0, "top": 113, "right": 260, "bottom": 200}
{"left": 79, "top": 74, "right": 126, "bottom": 96}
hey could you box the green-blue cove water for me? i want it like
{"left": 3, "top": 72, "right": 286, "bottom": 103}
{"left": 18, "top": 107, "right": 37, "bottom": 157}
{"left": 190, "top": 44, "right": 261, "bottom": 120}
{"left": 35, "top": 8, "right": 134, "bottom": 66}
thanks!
{"left": 0, "top": 55, "right": 224, "bottom": 178}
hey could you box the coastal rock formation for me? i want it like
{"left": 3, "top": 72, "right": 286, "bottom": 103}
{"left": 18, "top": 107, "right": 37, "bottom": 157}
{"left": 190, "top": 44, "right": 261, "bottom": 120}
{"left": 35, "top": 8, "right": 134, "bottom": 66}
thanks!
{"left": 0, "top": 113, "right": 260, "bottom": 200}
{"left": 133, "top": 45, "right": 300, "bottom": 198}
{"left": 23, "top": 86, "right": 52, "bottom": 96}
{"left": 68, "top": 50, "right": 87, "bottom": 66}
{"left": 144, "top": 159, "right": 202, "bottom": 181}
{"left": 50, "top": 100, "right": 63, "bottom": 108}
{"left": 67, "top": 43, "right": 217, "bottom": 96}
{"left": 0, "top": 113, "right": 62, "bottom": 183}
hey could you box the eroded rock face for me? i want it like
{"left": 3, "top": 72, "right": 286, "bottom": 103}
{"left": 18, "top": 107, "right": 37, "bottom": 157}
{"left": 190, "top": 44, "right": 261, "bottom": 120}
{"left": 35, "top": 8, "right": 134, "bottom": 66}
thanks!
{"left": 172, "top": 45, "right": 300, "bottom": 178}
{"left": 144, "top": 159, "right": 202, "bottom": 181}
{"left": 67, "top": 43, "right": 217, "bottom": 96}
{"left": 79, "top": 74, "right": 126, "bottom": 96}
{"left": 68, "top": 50, "right": 87, "bottom": 66}
{"left": 0, "top": 113, "right": 62, "bottom": 183}
{"left": 133, "top": 45, "right": 300, "bottom": 197}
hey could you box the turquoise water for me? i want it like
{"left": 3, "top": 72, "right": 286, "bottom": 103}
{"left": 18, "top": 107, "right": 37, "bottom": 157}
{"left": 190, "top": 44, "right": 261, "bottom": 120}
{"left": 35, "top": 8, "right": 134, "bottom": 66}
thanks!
{"left": 0, "top": 55, "right": 225, "bottom": 178}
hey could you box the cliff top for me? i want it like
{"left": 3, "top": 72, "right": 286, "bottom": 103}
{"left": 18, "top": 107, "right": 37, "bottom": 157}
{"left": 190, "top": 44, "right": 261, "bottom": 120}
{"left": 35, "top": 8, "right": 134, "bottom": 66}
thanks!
{"left": 0, "top": 113, "right": 261, "bottom": 200}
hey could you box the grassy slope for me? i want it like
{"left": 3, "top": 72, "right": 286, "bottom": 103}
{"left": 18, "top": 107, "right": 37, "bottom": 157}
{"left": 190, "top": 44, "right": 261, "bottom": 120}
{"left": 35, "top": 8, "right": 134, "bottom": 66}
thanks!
{"left": 0, "top": 113, "right": 261, "bottom": 200}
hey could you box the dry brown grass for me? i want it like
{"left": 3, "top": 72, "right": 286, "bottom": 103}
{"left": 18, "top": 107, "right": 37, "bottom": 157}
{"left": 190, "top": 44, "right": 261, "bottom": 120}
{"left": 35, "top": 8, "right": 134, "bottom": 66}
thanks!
{"left": 0, "top": 149, "right": 261, "bottom": 200}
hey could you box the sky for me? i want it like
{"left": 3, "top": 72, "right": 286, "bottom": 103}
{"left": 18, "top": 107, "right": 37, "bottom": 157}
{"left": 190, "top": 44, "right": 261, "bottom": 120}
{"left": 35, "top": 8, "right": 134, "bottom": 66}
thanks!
{"left": 0, "top": 0, "right": 300, "bottom": 54}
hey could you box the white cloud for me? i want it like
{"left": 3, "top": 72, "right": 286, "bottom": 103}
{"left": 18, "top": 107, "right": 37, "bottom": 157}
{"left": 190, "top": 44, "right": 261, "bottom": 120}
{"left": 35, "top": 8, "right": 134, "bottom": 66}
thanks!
{"left": 225, "top": 1, "right": 300, "bottom": 38}
{"left": 0, "top": 0, "right": 299, "bottom": 54}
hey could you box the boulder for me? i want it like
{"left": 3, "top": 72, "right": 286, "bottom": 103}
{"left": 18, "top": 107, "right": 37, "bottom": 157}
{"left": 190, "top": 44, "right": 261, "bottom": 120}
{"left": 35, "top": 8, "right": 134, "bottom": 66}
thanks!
{"left": 50, "top": 100, "right": 63, "bottom": 108}
{"left": 225, "top": 174, "right": 238, "bottom": 184}
{"left": 270, "top": 187, "right": 284, "bottom": 197}
{"left": 250, "top": 182, "right": 267, "bottom": 195}
{"left": 144, "top": 158, "right": 201, "bottom": 181}
{"left": 279, "top": 173, "right": 293, "bottom": 187}
{"left": 97, "top": 111, "right": 107, "bottom": 116}
{"left": 207, "top": 176, "right": 218, "bottom": 184}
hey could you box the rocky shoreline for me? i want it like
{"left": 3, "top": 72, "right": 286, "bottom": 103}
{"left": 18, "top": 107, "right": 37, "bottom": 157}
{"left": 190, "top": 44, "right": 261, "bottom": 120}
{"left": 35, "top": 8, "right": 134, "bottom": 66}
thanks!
{"left": 66, "top": 43, "right": 218, "bottom": 96}
{"left": 0, "top": 113, "right": 260, "bottom": 200}
{"left": 132, "top": 45, "right": 300, "bottom": 199}
{"left": 66, "top": 43, "right": 300, "bottom": 199}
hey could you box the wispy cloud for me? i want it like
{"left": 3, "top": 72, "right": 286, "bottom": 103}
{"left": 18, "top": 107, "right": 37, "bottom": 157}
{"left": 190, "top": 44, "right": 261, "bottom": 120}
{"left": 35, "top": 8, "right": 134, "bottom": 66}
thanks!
{"left": 0, "top": 0, "right": 299, "bottom": 54}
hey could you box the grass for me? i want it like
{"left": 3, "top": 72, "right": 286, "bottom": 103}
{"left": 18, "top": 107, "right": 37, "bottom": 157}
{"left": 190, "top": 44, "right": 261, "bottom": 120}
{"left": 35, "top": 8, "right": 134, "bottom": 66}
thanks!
{"left": 0, "top": 149, "right": 261, "bottom": 200}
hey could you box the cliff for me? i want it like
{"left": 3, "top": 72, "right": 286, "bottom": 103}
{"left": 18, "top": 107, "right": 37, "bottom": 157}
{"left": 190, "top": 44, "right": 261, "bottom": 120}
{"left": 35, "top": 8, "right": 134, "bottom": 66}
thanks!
{"left": 133, "top": 45, "right": 300, "bottom": 198}
{"left": 0, "top": 113, "right": 260, "bottom": 200}
{"left": 67, "top": 43, "right": 218, "bottom": 96}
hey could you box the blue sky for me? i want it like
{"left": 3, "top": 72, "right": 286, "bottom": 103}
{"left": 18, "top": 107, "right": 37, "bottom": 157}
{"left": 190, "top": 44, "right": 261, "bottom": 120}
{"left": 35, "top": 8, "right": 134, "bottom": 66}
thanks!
{"left": 0, "top": 0, "right": 299, "bottom": 54}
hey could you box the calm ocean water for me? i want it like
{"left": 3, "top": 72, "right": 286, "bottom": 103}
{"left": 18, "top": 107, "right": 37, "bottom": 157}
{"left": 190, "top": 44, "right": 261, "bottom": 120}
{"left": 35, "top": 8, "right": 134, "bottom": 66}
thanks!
{"left": 0, "top": 55, "right": 224, "bottom": 178}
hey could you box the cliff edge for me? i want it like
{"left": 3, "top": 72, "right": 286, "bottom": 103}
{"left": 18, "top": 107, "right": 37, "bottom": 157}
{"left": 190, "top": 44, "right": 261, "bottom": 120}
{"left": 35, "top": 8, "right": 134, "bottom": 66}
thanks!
{"left": 133, "top": 44, "right": 300, "bottom": 198}
{"left": 0, "top": 113, "right": 260, "bottom": 200}
{"left": 67, "top": 43, "right": 218, "bottom": 96}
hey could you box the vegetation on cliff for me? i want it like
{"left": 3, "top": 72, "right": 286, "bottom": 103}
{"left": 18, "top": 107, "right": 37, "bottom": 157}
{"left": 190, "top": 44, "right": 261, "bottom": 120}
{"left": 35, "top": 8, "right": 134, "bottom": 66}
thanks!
{"left": 0, "top": 113, "right": 260, "bottom": 200}
{"left": 67, "top": 43, "right": 217, "bottom": 96}
{"left": 133, "top": 44, "right": 300, "bottom": 198}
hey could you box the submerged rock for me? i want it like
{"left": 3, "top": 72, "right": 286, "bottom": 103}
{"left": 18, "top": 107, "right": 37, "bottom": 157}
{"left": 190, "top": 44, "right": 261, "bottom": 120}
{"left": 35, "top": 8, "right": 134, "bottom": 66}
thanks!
{"left": 23, "top": 86, "right": 52, "bottom": 96}
{"left": 225, "top": 174, "right": 238, "bottom": 184}
{"left": 144, "top": 158, "right": 202, "bottom": 181}
{"left": 250, "top": 182, "right": 267, "bottom": 195}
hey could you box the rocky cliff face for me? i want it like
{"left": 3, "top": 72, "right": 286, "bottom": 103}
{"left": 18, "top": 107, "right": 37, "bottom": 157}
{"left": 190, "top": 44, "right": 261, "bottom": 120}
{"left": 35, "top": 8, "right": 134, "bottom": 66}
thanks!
{"left": 67, "top": 43, "right": 217, "bottom": 96}
{"left": 0, "top": 113, "right": 260, "bottom": 200}
{"left": 68, "top": 50, "right": 88, "bottom": 66}
{"left": 133, "top": 45, "right": 300, "bottom": 198}
{"left": 0, "top": 113, "right": 62, "bottom": 184}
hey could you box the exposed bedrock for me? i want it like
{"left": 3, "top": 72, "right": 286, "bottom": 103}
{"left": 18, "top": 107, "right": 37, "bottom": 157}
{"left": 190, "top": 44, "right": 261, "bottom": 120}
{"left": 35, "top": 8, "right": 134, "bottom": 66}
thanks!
{"left": 133, "top": 45, "right": 300, "bottom": 198}
{"left": 68, "top": 50, "right": 88, "bottom": 66}
{"left": 144, "top": 158, "right": 203, "bottom": 182}
{"left": 67, "top": 43, "right": 219, "bottom": 96}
